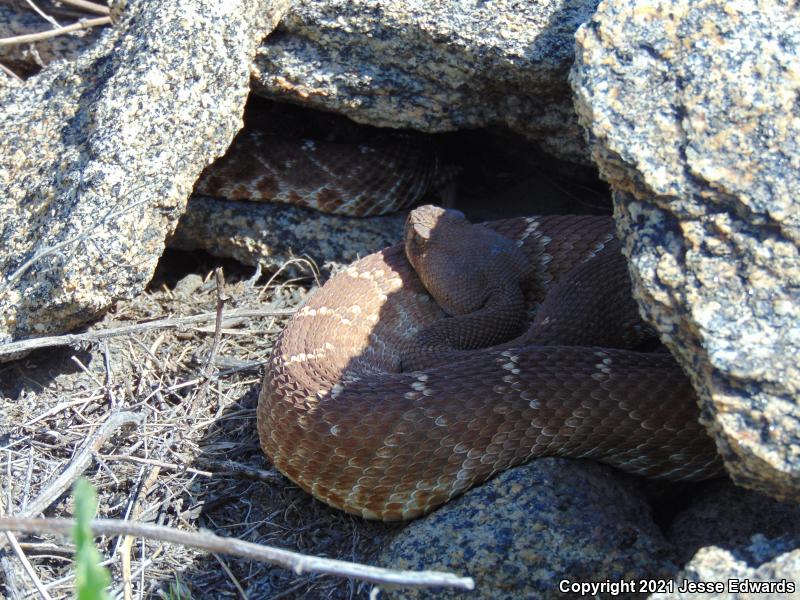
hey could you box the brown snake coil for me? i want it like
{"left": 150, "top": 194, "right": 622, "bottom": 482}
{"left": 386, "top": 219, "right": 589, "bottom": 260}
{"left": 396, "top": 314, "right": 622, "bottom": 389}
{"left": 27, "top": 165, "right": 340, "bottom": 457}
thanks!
{"left": 257, "top": 206, "right": 723, "bottom": 521}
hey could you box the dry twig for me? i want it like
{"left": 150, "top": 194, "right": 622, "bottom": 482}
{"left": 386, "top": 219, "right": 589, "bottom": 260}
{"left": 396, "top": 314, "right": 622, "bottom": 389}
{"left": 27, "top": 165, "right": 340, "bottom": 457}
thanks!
{"left": 0, "top": 307, "right": 295, "bottom": 357}
{"left": 57, "top": 0, "right": 110, "bottom": 15}
{"left": 0, "top": 249, "right": 344, "bottom": 596}
{"left": 0, "top": 492, "right": 53, "bottom": 600}
{"left": 0, "top": 412, "right": 143, "bottom": 597}
{"left": 0, "top": 16, "right": 111, "bottom": 46}
{"left": 21, "top": 411, "right": 144, "bottom": 519}
{"left": 202, "top": 267, "right": 229, "bottom": 377}
{"left": 98, "top": 454, "right": 284, "bottom": 485}
{"left": 0, "top": 517, "right": 475, "bottom": 591}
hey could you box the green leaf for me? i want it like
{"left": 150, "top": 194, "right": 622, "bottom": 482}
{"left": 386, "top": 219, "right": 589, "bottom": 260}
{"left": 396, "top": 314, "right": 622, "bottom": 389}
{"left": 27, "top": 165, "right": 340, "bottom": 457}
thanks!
{"left": 72, "top": 478, "right": 111, "bottom": 600}
{"left": 166, "top": 574, "right": 192, "bottom": 599}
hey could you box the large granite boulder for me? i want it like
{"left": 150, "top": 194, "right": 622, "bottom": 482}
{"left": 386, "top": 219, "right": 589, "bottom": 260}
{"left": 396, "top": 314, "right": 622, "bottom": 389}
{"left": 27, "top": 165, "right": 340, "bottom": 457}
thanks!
{"left": 252, "top": 0, "right": 600, "bottom": 165}
{"left": 0, "top": 0, "right": 292, "bottom": 344}
{"left": 4, "top": 0, "right": 602, "bottom": 169}
{"left": 571, "top": 0, "right": 800, "bottom": 502}
{"left": 380, "top": 459, "right": 676, "bottom": 600}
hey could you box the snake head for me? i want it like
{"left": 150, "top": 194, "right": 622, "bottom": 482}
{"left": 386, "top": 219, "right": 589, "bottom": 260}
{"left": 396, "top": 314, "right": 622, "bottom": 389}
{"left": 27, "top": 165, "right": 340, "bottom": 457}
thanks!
{"left": 404, "top": 204, "right": 466, "bottom": 250}
{"left": 404, "top": 204, "right": 532, "bottom": 316}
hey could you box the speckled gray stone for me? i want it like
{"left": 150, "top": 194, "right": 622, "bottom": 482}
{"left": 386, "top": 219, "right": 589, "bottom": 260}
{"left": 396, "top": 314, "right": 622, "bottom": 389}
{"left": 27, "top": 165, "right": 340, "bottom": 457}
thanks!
{"left": 380, "top": 459, "right": 676, "bottom": 600}
{"left": 571, "top": 0, "right": 800, "bottom": 501}
{"left": 252, "top": 0, "right": 600, "bottom": 165}
{"left": 170, "top": 196, "right": 405, "bottom": 275}
{"left": 656, "top": 480, "right": 800, "bottom": 597}
{"left": 650, "top": 545, "right": 800, "bottom": 600}
{"left": 0, "top": 0, "right": 292, "bottom": 345}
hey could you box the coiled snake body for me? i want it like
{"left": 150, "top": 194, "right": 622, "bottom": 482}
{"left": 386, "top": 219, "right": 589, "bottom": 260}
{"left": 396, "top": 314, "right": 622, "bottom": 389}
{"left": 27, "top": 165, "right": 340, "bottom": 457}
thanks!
{"left": 257, "top": 206, "right": 723, "bottom": 521}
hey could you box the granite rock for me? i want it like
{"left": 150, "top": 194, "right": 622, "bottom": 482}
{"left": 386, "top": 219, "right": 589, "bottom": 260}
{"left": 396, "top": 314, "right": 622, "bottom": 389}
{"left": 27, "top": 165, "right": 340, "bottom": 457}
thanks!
{"left": 170, "top": 197, "right": 405, "bottom": 275}
{"left": 0, "top": 0, "right": 291, "bottom": 345}
{"left": 252, "top": 0, "right": 601, "bottom": 165}
{"left": 657, "top": 479, "right": 800, "bottom": 598}
{"left": 571, "top": 0, "right": 800, "bottom": 501}
{"left": 650, "top": 545, "right": 800, "bottom": 600}
{"left": 380, "top": 459, "right": 676, "bottom": 600}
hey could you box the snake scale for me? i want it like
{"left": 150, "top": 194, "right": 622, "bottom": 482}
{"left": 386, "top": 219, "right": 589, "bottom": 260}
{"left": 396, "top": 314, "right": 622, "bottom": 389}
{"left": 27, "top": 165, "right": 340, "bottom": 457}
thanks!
{"left": 256, "top": 204, "right": 724, "bottom": 521}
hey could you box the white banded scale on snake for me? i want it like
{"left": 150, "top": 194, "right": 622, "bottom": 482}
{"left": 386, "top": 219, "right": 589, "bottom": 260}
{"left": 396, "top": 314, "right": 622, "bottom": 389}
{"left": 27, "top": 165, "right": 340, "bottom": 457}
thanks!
{"left": 256, "top": 205, "right": 723, "bottom": 521}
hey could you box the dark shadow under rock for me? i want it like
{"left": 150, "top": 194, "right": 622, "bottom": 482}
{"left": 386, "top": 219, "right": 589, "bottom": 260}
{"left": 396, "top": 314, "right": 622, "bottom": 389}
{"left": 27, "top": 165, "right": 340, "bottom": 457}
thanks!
{"left": 645, "top": 479, "right": 800, "bottom": 599}
{"left": 668, "top": 480, "right": 800, "bottom": 565}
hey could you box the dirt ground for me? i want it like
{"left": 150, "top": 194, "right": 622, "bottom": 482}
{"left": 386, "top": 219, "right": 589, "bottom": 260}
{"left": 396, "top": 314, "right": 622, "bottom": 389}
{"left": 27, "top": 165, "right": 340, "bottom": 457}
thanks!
{"left": 0, "top": 250, "right": 407, "bottom": 599}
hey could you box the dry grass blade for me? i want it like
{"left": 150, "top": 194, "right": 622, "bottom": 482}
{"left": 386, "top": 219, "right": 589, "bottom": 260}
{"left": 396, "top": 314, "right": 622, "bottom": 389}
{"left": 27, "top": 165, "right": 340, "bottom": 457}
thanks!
{"left": 120, "top": 467, "right": 160, "bottom": 600}
{"left": 0, "top": 517, "right": 475, "bottom": 591}
{"left": 0, "top": 307, "right": 295, "bottom": 357}
{"left": 0, "top": 61, "right": 24, "bottom": 80}
{"left": 0, "top": 255, "right": 370, "bottom": 597}
{"left": 0, "top": 410, "right": 140, "bottom": 599}
{"left": 20, "top": 412, "right": 143, "bottom": 519}
{"left": 57, "top": 0, "right": 110, "bottom": 15}
{"left": 21, "top": 0, "right": 61, "bottom": 28}
{"left": 0, "top": 493, "right": 53, "bottom": 600}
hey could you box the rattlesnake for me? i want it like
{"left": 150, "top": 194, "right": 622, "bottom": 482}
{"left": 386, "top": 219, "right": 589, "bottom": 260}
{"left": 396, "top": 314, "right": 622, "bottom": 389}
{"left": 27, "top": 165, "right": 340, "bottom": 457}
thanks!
{"left": 257, "top": 205, "right": 723, "bottom": 521}
{"left": 195, "top": 124, "right": 448, "bottom": 216}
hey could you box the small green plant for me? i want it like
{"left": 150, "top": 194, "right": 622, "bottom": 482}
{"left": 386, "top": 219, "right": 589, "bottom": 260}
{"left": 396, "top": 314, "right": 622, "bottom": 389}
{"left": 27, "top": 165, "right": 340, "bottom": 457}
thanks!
{"left": 164, "top": 574, "right": 192, "bottom": 600}
{"left": 72, "top": 478, "right": 111, "bottom": 600}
